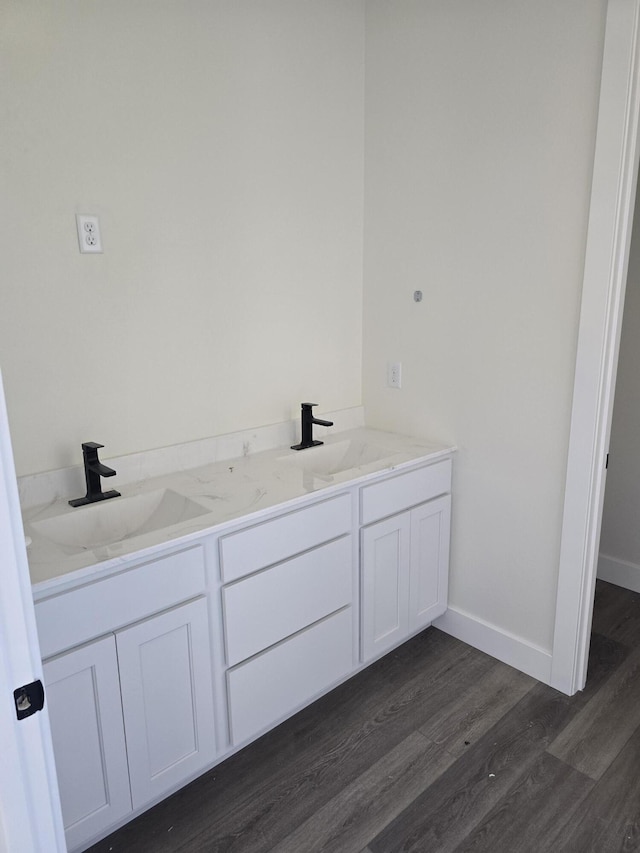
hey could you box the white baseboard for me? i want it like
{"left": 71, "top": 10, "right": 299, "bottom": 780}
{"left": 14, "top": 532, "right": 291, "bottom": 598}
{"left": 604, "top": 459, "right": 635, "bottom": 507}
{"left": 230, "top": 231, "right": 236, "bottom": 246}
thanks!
{"left": 433, "top": 606, "right": 553, "bottom": 685}
{"left": 597, "top": 553, "right": 640, "bottom": 593}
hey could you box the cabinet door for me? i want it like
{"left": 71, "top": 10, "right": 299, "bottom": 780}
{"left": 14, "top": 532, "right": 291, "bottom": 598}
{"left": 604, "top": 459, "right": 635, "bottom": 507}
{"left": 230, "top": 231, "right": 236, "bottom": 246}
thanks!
{"left": 43, "top": 636, "right": 131, "bottom": 852}
{"left": 116, "top": 597, "right": 216, "bottom": 809}
{"left": 361, "top": 511, "right": 411, "bottom": 662}
{"left": 409, "top": 495, "right": 451, "bottom": 632}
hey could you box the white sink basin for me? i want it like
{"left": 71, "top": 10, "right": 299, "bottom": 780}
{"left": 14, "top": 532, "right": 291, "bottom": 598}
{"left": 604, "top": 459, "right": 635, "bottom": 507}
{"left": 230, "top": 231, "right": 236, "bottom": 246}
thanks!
{"left": 31, "top": 489, "right": 209, "bottom": 551}
{"left": 278, "top": 439, "right": 399, "bottom": 477}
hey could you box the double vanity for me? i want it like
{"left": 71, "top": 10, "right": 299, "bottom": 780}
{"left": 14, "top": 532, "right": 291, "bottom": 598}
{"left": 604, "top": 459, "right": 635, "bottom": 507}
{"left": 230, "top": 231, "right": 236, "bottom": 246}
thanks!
{"left": 24, "top": 427, "right": 454, "bottom": 852}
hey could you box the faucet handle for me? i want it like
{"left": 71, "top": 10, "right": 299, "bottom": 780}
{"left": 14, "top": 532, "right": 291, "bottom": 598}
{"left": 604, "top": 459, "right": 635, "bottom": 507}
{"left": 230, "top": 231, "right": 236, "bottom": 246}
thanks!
{"left": 81, "top": 441, "right": 104, "bottom": 451}
{"left": 301, "top": 402, "right": 318, "bottom": 409}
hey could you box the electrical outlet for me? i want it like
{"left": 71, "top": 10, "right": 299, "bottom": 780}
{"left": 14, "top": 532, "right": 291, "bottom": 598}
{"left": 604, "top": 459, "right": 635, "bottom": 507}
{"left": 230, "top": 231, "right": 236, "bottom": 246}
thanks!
{"left": 388, "top": 362, "right": 402, "bottom": 389}
{"left": 76, "top": 215, "right": 103, "bottom": 254}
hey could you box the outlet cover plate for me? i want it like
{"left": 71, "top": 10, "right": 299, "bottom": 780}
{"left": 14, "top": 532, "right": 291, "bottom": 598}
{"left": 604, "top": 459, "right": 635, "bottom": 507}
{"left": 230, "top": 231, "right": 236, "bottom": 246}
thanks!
{"left": 76, "top": 215, "right": 103, "bottom": 254}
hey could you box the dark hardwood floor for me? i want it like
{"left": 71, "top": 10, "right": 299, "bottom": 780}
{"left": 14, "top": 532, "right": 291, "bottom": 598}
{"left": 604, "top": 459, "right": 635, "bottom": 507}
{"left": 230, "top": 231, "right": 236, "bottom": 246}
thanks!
{"left": 87, "top": 580, "right": 640, "bottom": 853}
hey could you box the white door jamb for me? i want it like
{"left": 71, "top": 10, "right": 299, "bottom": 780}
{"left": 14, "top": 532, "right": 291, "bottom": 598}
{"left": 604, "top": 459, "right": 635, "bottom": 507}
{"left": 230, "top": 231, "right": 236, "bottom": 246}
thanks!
{"left": 551, "top": 0, "right": 640, "bottom": 694}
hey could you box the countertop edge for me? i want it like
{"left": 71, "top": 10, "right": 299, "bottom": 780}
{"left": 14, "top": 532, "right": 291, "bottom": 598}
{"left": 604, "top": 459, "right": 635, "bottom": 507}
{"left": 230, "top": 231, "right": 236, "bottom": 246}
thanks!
{"left": 29, "top": 430, "right": 456, "bottom": 600}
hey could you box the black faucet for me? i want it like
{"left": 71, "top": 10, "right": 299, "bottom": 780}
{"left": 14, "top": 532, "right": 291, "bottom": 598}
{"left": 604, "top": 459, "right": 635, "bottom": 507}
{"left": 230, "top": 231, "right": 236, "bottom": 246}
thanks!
{"left": 69, "top": 442, "right": 121, "bottom": 507}
{"left": 291, "top": 403, "right": 334, "bottom": 451}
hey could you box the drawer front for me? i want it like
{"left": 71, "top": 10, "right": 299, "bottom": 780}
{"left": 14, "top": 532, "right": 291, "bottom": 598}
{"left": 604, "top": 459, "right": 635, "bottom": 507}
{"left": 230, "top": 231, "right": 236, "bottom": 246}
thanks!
{"left": 227, "top": 607, "right": 353, "bottom": 745}
{"left": 360, "top": 459, "right": 451, "bottom": 525}
{"left": 220, "top": 493, "right": 351, "bottom": 583}
{"left": 223, "top": 536, "right": 352, "bottom": 667}
{"left": 35, "top": 545, "right": 206, "bottom": 658}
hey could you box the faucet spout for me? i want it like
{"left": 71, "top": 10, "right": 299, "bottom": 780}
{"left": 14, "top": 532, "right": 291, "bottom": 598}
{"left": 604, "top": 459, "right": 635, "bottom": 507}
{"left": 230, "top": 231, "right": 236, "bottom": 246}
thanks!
{"left": 291, "top": 403, "right": 334, "bottom": 451}
{"left": 88, "top": 461, "right": 117, "bottom": 478}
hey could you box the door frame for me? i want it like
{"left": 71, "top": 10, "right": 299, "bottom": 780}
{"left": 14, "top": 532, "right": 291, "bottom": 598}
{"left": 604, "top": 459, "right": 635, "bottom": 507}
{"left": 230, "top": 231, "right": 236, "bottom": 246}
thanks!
{"left": 551, "top": 0, "right": 640, "bottom": 694}
{"left": 0, "top": 369, "right": 66, "bottom": 852}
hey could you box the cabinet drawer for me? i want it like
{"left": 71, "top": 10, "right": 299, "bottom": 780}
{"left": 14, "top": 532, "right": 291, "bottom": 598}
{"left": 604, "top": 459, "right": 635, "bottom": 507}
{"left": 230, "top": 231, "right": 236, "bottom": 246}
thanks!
{"left": 360, "top": 459, "right": 451, "bottom": 525}
{"left": 35, "top": 545, "right": 206, "bottom": 658}
{"left": 227, "top": 607, "right": 353, "bottom": 745}
{"left": 223, "top": 536, "right": 352, "bottom": 666}
{"left": 220, "top": 494, "right": 351, "bottom": 583}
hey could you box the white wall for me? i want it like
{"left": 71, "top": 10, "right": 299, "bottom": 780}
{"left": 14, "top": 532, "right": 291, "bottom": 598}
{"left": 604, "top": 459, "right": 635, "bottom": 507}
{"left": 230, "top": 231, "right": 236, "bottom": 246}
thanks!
{"left": 599, "top": 187, "right": 640, "bottom": 585}
{"left": 1, "top": 0, "right": 615, "bottom": 663}
{"left": 0, "top": 1, "right": 364, "bottom": 476}
{"left": 363, "top": 0, "right": 607, "bottom": 653}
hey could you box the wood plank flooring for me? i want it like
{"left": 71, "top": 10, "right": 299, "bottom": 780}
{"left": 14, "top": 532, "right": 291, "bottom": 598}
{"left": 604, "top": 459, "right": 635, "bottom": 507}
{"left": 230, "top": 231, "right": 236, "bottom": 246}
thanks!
{"left": 87, "top": 580, "right": 640, "bottom": 853}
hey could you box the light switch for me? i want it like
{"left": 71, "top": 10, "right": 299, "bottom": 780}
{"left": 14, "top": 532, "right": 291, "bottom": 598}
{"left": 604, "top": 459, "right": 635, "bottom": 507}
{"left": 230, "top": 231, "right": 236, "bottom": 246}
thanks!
{"left": 388, "top": 362, "right": 402, "bottom": 389}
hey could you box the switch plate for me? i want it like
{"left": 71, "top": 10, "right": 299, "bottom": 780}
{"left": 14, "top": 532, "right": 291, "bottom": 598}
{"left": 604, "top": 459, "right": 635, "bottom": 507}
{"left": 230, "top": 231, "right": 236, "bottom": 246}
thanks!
{"left": 76, "top": 215, "right": 103, "bottom": 253}
{"left": 388, "top": 362, "right": 402, "bottom": 389}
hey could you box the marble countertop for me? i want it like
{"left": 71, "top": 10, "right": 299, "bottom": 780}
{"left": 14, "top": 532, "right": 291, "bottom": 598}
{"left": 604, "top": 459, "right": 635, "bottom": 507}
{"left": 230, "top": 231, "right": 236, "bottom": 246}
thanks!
{"left": 25, "top": 428, "right": 454, "bottom": 598}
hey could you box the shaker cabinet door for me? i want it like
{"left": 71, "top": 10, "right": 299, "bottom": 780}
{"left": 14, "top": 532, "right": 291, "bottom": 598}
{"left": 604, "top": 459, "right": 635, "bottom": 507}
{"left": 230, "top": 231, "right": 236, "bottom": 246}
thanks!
{"left": 361, "top": 511, "right": 411, "bottom": 662}
{"left": 361, "top": 496, "right": 450, "bottom": 664}
{"left": 43, "top": 635, "right": 132, "bottom": 852}
{"left": 409, "top": 495, "right": 451, "bottom": 632}
{"left": 116, "top": 597, "right": 216, "bottom": 809}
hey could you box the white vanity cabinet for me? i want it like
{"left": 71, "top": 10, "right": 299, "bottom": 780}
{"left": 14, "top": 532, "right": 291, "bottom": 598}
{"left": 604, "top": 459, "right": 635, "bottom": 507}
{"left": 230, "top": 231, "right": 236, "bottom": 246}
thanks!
{"left": 360, "top": 460, "right": 451, "bottom": 662}
{"left": 31, "top": 438, "right": 454, "bottom": 852}
{"left": 37, "top": 546, "right": 216, "bottom": 852}
{"left": 219, "top": 494, "right": 355, "bottom": 745}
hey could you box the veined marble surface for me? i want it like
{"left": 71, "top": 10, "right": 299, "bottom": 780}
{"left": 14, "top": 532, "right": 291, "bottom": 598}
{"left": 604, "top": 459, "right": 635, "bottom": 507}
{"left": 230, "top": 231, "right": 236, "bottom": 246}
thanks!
{"left": 25, "top": 427, "right": 454, "bottom": 598}
{"left": 18, "top": 406, "right": 365, "bottom": 510}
